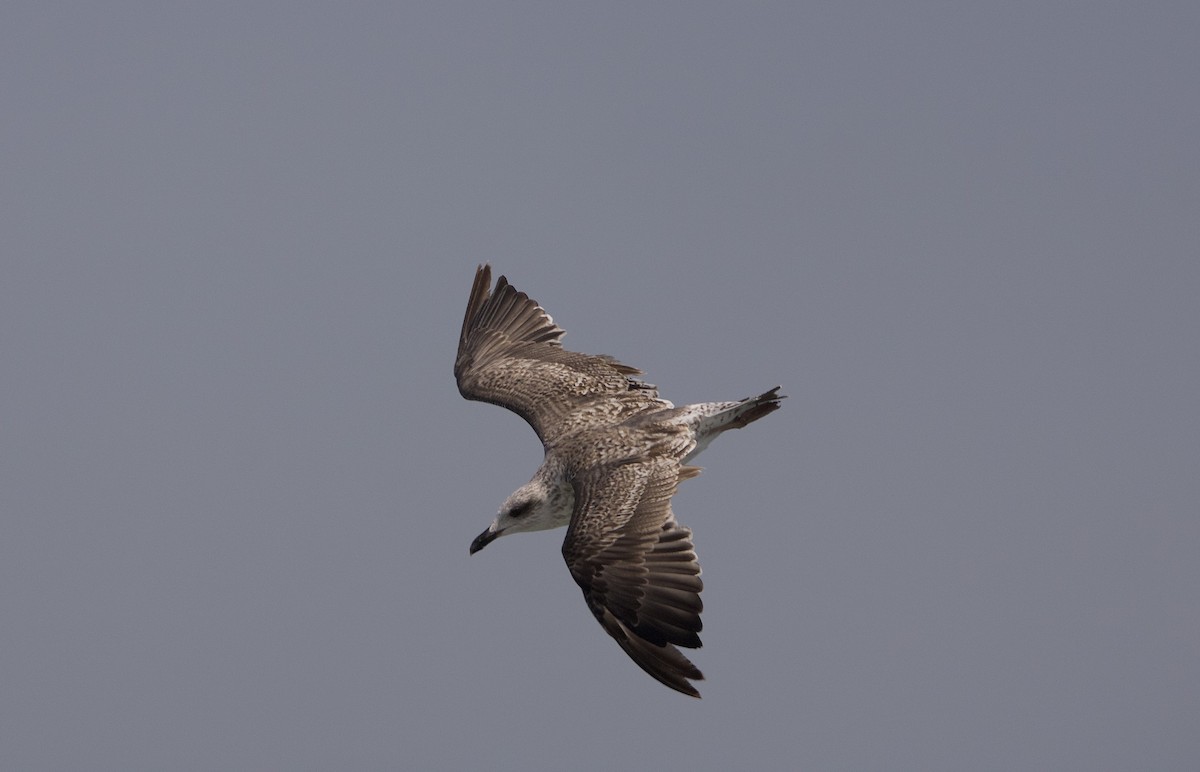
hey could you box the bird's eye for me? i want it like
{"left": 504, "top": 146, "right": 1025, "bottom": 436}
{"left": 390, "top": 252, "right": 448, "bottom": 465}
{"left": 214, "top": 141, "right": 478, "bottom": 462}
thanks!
{"left": 509, "top": 501, "right": 532, "bottom": 518}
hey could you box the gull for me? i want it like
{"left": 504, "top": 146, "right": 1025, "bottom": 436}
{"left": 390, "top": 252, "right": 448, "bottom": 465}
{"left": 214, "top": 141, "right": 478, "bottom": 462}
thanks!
{"left": 457, "top": 265, "right": 783, "bottom": 697}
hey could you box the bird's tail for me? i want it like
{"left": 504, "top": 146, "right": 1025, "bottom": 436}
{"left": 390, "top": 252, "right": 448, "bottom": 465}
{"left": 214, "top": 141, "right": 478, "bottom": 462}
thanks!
{"left": 682, "top": 386, "right": 785, "bottom": 461}
{"left": 719, "top": 386, "right": 785, "bottom": 430}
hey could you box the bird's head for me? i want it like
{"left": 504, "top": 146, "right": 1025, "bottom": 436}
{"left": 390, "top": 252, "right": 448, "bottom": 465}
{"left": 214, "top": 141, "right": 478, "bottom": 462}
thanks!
{"left": 469, "top": 479, "right": 569, "bottom": 554}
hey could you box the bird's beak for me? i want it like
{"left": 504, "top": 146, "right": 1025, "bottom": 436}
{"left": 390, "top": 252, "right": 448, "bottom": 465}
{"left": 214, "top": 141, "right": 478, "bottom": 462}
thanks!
{"left": 469, "top": 526, "right": 500, "bottom": 555}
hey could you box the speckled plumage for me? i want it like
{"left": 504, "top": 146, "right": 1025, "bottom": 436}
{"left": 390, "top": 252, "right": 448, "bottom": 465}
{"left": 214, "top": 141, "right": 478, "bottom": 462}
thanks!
{"left": 457, "top": 264, "right": 783, "bottom": 698}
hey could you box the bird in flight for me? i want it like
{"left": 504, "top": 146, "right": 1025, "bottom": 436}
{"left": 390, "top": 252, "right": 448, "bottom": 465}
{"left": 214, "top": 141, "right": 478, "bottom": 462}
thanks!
{"left": 456, "top": 265, "right": 783, "bottom": 697}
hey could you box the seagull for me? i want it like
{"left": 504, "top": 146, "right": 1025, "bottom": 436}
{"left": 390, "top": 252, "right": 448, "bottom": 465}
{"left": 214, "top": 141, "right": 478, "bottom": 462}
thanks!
{"left": 457, "top": 265, "right": 783, "bottom": 697}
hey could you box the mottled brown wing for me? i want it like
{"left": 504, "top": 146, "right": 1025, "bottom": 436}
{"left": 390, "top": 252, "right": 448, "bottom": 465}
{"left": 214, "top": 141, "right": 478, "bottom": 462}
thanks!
{"left": 454, "top": 264, "right": 666, "bottom": 446}
{"left": 562, "top": 456, "right": 705, "bottom": 697}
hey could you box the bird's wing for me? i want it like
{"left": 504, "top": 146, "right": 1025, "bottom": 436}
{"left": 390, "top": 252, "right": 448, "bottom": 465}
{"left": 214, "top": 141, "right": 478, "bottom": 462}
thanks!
{"left": 455, "top": 264, "right": 668, "bottom": 446}
{"left": 562, "top": 455, "right": 705, "bottom": 697}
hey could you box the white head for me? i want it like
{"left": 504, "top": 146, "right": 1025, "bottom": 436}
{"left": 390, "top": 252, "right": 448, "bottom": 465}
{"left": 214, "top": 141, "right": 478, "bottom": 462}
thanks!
{"left": 468, "top": 478, "right": 573, "bottom": 554}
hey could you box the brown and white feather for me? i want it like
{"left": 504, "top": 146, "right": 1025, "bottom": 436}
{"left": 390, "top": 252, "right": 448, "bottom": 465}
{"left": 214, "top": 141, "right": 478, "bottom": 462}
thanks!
{"left": 563, "top": 455, "right": 705, "bottom": 696}
{"left": 457, "top": 264, "right": 784, "bottom": 698}
{"left": 455, "top": 264, "right": 670, "bottom": 447}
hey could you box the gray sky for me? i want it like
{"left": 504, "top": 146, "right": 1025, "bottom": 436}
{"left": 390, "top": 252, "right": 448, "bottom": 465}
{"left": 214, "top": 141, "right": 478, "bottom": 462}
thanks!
{"left": 3, "top": 2, "right": 1198, "bottom": 770}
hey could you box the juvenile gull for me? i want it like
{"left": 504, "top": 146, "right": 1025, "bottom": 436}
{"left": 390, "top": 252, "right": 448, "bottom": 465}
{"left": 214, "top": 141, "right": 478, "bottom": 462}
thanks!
{"left": 457, "top": 264, "right": 783, "bottom": 698}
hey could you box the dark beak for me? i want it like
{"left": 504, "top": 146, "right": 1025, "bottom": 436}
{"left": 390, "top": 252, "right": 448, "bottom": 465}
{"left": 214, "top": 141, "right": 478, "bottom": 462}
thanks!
{"left": 469, "top": 526, "right": 500, "bottom": 555}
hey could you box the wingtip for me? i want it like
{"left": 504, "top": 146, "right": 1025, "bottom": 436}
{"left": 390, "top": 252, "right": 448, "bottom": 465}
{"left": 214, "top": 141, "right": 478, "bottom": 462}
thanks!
{"left": 602, "top": 611, "right": 706, "bottom": 698}
{"left": 473, "top": 263, "right": 492, "bottom": 290}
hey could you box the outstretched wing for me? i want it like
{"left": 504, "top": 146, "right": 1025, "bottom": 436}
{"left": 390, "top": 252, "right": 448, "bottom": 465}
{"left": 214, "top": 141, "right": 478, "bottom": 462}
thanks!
{"left": 455, "top": 264, "right": 668, "bottom": 446}
{"left": 563, "top": 456, "right": 705, "bottom": 697}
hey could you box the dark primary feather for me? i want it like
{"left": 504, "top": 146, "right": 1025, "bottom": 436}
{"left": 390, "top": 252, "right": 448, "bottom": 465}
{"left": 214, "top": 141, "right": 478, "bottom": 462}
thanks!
{"left": 455, "top": 264, "right": 668, "bottom": 446}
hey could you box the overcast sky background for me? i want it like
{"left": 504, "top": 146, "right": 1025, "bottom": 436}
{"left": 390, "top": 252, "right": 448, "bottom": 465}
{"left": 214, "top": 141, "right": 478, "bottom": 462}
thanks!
{"left": 3, "top": 3, "right": 1198, "bottom": 770}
